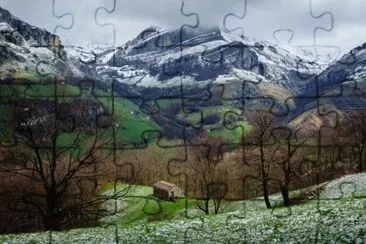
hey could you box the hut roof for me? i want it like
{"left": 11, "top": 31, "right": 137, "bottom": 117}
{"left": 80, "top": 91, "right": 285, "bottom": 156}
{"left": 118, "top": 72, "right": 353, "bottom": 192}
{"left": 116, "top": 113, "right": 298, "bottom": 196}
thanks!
{"left": 153, "top": 181, "right": 177, "bottom": 191}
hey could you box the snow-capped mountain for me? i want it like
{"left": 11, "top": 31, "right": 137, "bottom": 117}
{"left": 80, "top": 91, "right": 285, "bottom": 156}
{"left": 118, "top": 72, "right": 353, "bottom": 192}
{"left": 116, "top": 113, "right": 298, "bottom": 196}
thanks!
{"left": 299, "top": 42, "right": 366, "bottom": 113}
{"left": 0, "top": 3, "right": 335, "bottom": 94}
{"left": 318, "top": 42, "right": 366, "bottom": 88}
{"left": 71, "top": 26, "right": 329, "bottom": 90}
{"left": 294, "top": 41, "right": 366, "bottom": 103}
{"left": 2, "top": 5, "right": 366, "bottom": 119}
{"left": 0, "top": 7, "right": 72, "bottom": 79}
{"left": 287, "top": 41, "right": 366, "bottom": 129}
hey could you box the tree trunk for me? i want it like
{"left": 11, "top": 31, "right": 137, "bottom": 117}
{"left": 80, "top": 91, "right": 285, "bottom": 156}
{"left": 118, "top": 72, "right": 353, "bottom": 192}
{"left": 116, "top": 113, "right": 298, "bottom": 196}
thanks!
{"left": 44, "top": 192, "right": 61, "bottom": 231}
{"left": 359, "top": 150, "right": 363, "bottom": 172}
{"left": 281, "top": 185, "right": 290, "bottom": 207}
{"left": 204, "top": 199, "right": 209, "bottom": 215}
{"left": 263, "top": 180, "right": 271, "bottom": 209}
{"left": 44, "top": 214, "right": 61, "bottom": 231}
{"left": 282, "top": 164, "right": 291, "bottom": 207}
{"left": 213, "top": 199, "right": 221, "bottom": 214}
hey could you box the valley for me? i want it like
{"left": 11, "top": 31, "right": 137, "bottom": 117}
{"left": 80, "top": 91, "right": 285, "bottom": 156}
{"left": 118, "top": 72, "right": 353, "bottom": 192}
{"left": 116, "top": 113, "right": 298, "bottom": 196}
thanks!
{"left": 0, "top": 5, "right": 365, "bottom": 243}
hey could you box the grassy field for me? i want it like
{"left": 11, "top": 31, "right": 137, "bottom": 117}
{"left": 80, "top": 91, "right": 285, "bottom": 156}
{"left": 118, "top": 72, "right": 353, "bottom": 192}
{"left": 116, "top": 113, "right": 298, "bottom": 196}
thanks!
{"left": 174, "top": 104, "right": 252, "bottom": 143}
{"left": 0, "top": 82, "right": 255, "bottom": 147}
{"left": 3, "top": 81, "right": 365, "bottom": 243}
{"left": 98, "top": 96, "right": 161, "bottom": 144}
{"left": 0, "top": 83, "right": 81, "bottom": 98}
{"left": 0, "top": 65, "right": 61, "bottom": 81}
{"left": 100, "top": 183, "right": 197, "bottom": 226}
{"left": 209, "top": 121, "right": 252, "bottom": 143}
{"left": 178, "top": 106, "right": 242, "bottom": 125}
{"left": 1, "top": 181, "right": 365, "bottom": 243}
{"left": 0, "top": 83, "right": 161, "bottom": 148}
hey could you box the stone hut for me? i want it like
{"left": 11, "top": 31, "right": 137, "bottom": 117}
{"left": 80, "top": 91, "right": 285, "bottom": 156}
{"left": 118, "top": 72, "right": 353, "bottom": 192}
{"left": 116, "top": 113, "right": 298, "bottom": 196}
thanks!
{"left": 153, "top": 181, "right": 183, "bottom": 201}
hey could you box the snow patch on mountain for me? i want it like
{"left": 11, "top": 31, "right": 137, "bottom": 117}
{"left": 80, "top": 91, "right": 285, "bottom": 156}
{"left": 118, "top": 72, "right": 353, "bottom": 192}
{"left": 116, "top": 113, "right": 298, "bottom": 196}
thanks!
{"left": 64, "top": 26, "right": 348, "bottom": 89}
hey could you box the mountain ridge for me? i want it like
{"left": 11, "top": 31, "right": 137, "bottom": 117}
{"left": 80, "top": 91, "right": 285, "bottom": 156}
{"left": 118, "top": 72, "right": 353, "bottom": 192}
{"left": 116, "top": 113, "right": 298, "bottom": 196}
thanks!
{"left": 1, "top": 6, "right": 366, "bottom": 129}
{"left": 79, "top": 25, "right": 329, "bottom": 91}
{"left": 0, "top": 6, "right": 66, "bottom": 59}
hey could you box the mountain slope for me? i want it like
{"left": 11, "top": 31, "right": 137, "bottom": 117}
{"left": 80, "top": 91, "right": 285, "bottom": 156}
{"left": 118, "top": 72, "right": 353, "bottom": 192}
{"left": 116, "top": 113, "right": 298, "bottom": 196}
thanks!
{"left": 0, "top": 7, "right": 73, "bottom": 80}
{"left": 64, "top": 26, "right": 336, "bottom": 124}
{"left": 1, "top": 193, "right": 365, "bottom": 243}
{"left": 87, "top": 26, "right": 326, "bottom": 90}
{"left": 2, "top": 6, "right": 366, "bottom": 139}
{"left": 291, "top": 42, "right": 366, "bottom": 128}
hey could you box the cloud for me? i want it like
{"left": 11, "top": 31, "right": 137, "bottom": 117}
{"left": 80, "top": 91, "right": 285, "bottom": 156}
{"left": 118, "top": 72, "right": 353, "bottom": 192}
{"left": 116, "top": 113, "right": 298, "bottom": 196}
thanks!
{"left": 0, "top": 0, "right": 365, "bottom": 53}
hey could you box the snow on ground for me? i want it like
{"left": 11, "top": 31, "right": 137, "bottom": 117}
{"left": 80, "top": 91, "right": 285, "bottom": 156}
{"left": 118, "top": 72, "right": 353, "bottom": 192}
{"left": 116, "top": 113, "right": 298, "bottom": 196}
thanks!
{"left": 320, "top": 173, "right": 366, "bottom": 199}
{"left": 99, "top": 50, "right": 117, "bottom": 65}
{"left": 1, "top": 175, "right": 366, "bottom": 243}
{"left": 1, "top": 198, "right": 365, "bottom": 243}
{"left": 157, "top": 40, "right": 227, "bottom": 66}
{"left": 114, "top": 73, "right": 209, "bottom": 88}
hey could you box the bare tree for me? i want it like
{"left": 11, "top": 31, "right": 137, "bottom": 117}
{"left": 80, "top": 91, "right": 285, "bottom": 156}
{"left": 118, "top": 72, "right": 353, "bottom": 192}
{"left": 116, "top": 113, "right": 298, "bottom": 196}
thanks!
{"left": 318, "top": 125, "right": 348, "bottom": 180}
{"left": 243, "top": 111, "right": 279, "bottom": 209}
{"left": 344, "top": 110, "right": 366, "bottom": 172}
{"left": 272, "top": 126, "right": 308, "bottom": 206}
{"left": 188, "top": 140, "right": 227, "bottom": 215}
{"left": 0, "top": 87, "right": 132, "bottom": 232}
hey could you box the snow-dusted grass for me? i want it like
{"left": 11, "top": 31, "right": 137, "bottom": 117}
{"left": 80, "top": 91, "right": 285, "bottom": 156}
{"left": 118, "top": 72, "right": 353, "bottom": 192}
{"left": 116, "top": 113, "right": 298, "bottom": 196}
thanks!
{"left": 1, "top": 198, "right": 365, "bottom": 243}
{"left": 2, "top": 175, "right": 366, "bottom": 243}
{"left": 320, "top": 173, "right": 366, "bottom": 199}
{"left": 100, "top": 184, "right": 196, "bottom": 226}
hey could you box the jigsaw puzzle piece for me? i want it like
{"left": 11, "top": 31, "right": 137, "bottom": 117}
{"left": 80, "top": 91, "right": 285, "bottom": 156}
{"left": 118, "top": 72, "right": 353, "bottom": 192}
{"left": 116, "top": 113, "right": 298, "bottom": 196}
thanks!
{"left": 174, "top": 85, "right": 227, "bottom": 132}
{"left": 98, "top": 137, "right": 190, "bottom": 226}
{"left": 49, "top": 0, "right": 74, "bottom": 60}
{"left": 270, "top": 1, "right": 342, "bottom": 106}
{"left": 156, "top": 0, "right": 200, "bottom": 50}
{"left": 22, "top": 79, "right": 81, "bottom": 99}
{"left": 222, "top": 0, "right": 247, "bottom": 38}
{"left": 183, "top": 218, "right": 211, "bottom": 242}
{"left": 225, "top": 212, "right": 248, "bottom": 240}
{"left": 220, "top": 0, "right": 265, "bottom": 76}
{"left": 157, "top": 1, "right": 201, "bottom": 94}
{"left": 0, "top": 82, "right": 19, "bottom": 148}
{"left": 221, "top": 80, "right": 292, "bottom": 118}
{"left": 319, "top": 173, "right": 366, "bottom": 200}
{"left": 146, "top": 96, "right": 204, "bottom": 145}
{"left": 87, "top": 80, "right": 149, "bottom": 149}
{"left": 224, "top": 198, "right": 276, "bottom": 242}
{"left": 165, "top": 144, "right": 203, "bottom": 219}
{"left": 212, "top": 110, "right": 249, "bottom": 148}
{"left": 144, "top": 1, "right": 222, "bottom": 145}
{"left": 270, "top": 0, "right": 334, "bottom": 47}
{"left": 52, "top": 0, "right": 74, "bottom": 36}
{"left": 167, "top": 140, "right": 232, "bottom": 219}
{"left": 94, "top": 0, "right": 116, "bottom": 48}
{"left": 272, "top": 29, "right": 341, "bottom": 81}
{"left": 103, "top": 96, "right": 161, "bottom": 149}
{"left": 157, "top": 1, "right": 221, "bottom": 109}
{"left": 201, "top": 42, "right": 261, "bottom": 76}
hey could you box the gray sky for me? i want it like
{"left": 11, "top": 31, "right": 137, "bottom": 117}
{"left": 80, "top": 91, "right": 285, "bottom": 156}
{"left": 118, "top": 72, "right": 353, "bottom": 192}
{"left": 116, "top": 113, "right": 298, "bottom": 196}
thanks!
{"left": 1, "top": 0, "right": 365, "bottom": 54}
